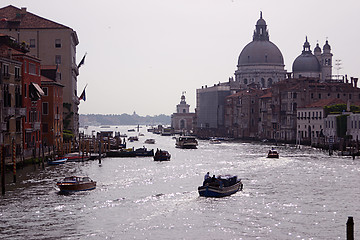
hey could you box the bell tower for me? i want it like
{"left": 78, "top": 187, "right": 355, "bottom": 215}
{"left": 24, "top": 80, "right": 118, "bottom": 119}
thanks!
{"left": 321, "top": 40, "right": 333, "bottom": 81}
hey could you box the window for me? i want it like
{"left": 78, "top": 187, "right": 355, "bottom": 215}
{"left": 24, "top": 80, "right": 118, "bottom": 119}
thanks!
{"left": 24, "top": 83, "right": 27, "bottom": 98}
{"left": 16, "top": 118, "right": 21, "bottom": 132}
{"left": 15, "top": 67, "right": 20, "bottom": 79}
{"left": 30, "top": 39, "right": 35, "bottom": 48}
{"left": 55, "top": 55, "right": 61, "bottom": 64}
{"left": 55, "top": 39, "right": 61, "bottom": 48}
{"left": 2, "top": 64, "right": 9, "bottom": 76}
{"left": 43, "top": 87, "right": 48, "bottom": 96}
{"left": 42, "top": 102, "right": 49, "bottom": 115}
{"left": 29, "top": 63, "right": 36, "bottom": 75}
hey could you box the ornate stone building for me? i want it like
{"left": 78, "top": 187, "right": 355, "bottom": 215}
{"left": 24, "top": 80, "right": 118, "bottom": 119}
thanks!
{"left": 292, "top": 37, "right": 333, "bottom": 81}
{"left": 234, "top": 12, "right": 286, "bottom": 89}
{"left": 171, "top": 93, "right": 195, "bottom": 134}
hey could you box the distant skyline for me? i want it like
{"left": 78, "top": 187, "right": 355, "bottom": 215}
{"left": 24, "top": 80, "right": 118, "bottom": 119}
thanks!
{"left": 3, "top": 0, "right": 360, "bottom": 116}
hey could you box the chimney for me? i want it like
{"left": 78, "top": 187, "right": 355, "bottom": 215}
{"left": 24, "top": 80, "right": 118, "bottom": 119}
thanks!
{"left": 353, "top": 78, "right": 358, "bottom": 88}
{"left": 21, "top": 7, "right": 27, "bottom": 16}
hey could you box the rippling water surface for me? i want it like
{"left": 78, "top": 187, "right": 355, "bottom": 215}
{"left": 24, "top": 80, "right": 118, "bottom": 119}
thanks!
{"left": 1, "top": 126, "right": 359, "bottom": 239}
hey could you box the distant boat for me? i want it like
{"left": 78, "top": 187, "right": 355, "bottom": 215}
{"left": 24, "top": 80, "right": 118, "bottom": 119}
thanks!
{"left": 175, "top": 136, "right": 198, "bottom": 149}
{"left": 145, "top": 138, "right": 155, "bottom": 144}
{"left": 57, "top": 176, "right": 96, "bottom": 193}
{"left": 198, "top": 175, "right": 243, "bottom": 197}
{"left": 267, "top": 149, "right": 279, "bottom": 158}
{"left": 48, "top": 158, "right": 67, "bottom": 165}
{"left": 101, "top": 125, "right": 110, "bottom": 128}
{"left": 209, "top": 138, "right": 221, "bottom": 144}
{"left": 128, "top": 129, "right": 135, "bottom": 132}
{"left": 154, "top": 149, "right": 171, "bottom": 161}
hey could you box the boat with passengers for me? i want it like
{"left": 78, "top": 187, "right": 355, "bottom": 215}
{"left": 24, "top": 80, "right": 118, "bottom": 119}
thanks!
{"left": 198, "top": 174, "right": 243, "bottom": 197}
{"left": 175, "top": 136, "right": 198, "bottom": 149}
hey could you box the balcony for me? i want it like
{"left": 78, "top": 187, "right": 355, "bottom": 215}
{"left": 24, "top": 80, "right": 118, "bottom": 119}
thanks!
{"left": 15, "top": 107, "right": 26, "bottom": 117}
{"left": 31, "top": 122, "right": 41, "bottom": 130}
{"left": 3, "top": 107, "right": 15, "bottom": 118}
{"left": 1, "top": 73, "right": 10, "bottom": 80}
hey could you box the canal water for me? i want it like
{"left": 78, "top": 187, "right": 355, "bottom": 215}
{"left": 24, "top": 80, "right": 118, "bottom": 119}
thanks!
{"left": 0, "top": 125, "right": 359, "bottom": 239}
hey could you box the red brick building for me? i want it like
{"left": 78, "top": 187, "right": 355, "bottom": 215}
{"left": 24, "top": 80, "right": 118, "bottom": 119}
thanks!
{"left": 41, "top": 69, "right": 63, "bottom": 149}
{"left": 12, "top": 47, "right": 43, "bottom": 158}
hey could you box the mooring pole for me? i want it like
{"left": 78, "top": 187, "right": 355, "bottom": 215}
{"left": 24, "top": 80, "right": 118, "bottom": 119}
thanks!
{"left": 347, "top": 216, "right": 354, "bottom": 240}
{"left": 1, "top": 146, "right": 5, "bottom": 195}
{"left": 12, "top": 138, "right": 16, "bottom": 183}
{"left": 98, "top": 139, "right": 102, "bottom": 164}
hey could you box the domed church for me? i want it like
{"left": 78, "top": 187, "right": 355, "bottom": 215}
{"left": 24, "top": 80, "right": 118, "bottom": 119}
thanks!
{"left": 292, "top": 37, "right": 333, "bottom": 81}
{"left": 234, "top": 12, "right": 286, "bottom": 89}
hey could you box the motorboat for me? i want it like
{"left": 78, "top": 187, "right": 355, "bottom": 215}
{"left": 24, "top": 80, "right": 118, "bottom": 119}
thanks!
{"left": 57, "top": 176, "right": 96, "bottom": 193}
{"left": 128, "top": 136, "right": 139, "bottom": 142}
{"left": 48, "top": 158, "right": 67, "bottom": 165}
{"left": 175, "top": 136, "right": 198, "bottom": 149}
{"left": 267, "top": 149, "right": 279, "bottom": 158}
{"left": 209, "top": 138, "right": 221, "bottom": 144}
{"left": 154, "top": 149, "right": 171, "bottom": 161}
{"left": 198, "top": 174, "right": 243, "bottom": 197}
{"left": 145, "top": 138, "right": 155, "bottom": 144}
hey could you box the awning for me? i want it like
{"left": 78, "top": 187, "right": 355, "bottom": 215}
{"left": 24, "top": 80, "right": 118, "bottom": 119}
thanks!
{"left": 29, "top": 82, "right": 44, "bottom": 100}
{"left": 31, "top": 83, "right": 45, "bottom": 96}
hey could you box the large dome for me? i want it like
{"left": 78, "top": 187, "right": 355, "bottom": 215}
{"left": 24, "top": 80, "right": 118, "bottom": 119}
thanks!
{"left": 238, "top": 41, "right": 284, "bottom": 66}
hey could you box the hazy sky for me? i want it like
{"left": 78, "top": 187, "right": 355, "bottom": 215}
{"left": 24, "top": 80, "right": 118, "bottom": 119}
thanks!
{"left": 3, "top": 0, "right": 360, "bottom": 116}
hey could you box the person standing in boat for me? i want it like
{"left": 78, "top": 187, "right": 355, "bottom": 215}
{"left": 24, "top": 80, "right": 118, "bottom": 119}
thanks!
{"left": 203, "top": 172, "right": 210, "bottom": 185}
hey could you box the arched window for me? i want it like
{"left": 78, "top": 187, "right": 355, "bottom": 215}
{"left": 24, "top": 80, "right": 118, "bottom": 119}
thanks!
{"left": 261, "top": 78, "right": 265, "bottom": 88}
{"left": 268, "top": 78, "right": 273, "bottom": 87}
{"left": 244, "top": 78, "right": 248, "bottom": 84}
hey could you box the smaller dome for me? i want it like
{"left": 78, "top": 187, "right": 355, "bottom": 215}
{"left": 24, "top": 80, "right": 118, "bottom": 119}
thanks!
{"left": 314, "top": 43, "right": 321, "bottom": 53}
{"left": 323, "top": 40, "right": 331, "bottom": 51}
{"left": 292, "top": 54, "right": 321, "bottom": 73}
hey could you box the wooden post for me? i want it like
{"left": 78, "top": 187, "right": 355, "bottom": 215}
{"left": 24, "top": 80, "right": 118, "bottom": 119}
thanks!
{"left": 1, "top": 146, "right": 5, "bottom": 195}
{"left": 12, "top": 139, "right": 16, "bottom": 183}
{"left": 41, "top": 143, "right": 45, "bottom": 169}
{"left": 347, "top": 216, "right": 354, "bottom": 240}
{"left": 98, "top": 139, "right": 102, "bottom": 164}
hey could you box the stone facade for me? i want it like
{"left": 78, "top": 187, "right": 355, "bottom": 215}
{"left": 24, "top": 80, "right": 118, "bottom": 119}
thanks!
{"left": 171, "top": 93, "right": 195, "bottom": 133}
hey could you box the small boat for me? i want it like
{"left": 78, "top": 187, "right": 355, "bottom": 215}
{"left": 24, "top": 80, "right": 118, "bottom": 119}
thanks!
{"left": 128, "top": 136, "right": 139, "bottom": 142}
{"left": 198, "top": 175, "right": 243, "bottom": 197}
{"left": 48, "top": 158, "right": 68, "bottom": 165}
{"left": 134, "top": 147, "right": 154, "bottom": 157}
{"left": 175, "top": 136, "right": 198, "bottom": 149}
{"left": 145, "top": 138, "right": 155, "bottom": 144}
{"left": 57, "top": 176, "right": 96, "bottom": 193}
{"left": 128, "top": 129, "right": 135, "bottom": 132}
{"left": 139, "top": 133, "right": 145, "bottom": 136}
{"left": 56, "top": 153, "right": 90, "bottom": 162}
{"left": 154, "top": 149, "right": 171, "bottom": 161}
{"left": 209, "top": 138, "right": 221, "bottom": 144}
{"left": 267, "top": 149, "right": 279, "bottom": 158}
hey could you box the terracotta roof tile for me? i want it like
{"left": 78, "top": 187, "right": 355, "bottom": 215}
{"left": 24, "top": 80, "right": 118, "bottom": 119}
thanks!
{"left": 0, "top": 5, "right": 70, "bottom": 29}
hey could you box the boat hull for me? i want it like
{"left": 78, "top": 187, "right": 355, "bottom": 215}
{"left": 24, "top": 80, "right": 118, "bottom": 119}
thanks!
{"left": 57, "top": 182, "right": 96, "bottom": 192}
{"left": 48, "top": 158, "right": 67, "bottom": 165}
{"left": 198, "top": 181, "right": 243, "bottom": 197}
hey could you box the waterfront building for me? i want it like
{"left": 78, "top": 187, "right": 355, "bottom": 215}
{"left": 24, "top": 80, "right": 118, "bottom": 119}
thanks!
{"left": 346, "top": 113, "right": 360, "bottom": 141}
{"left": 225, "top": 88, "right": 263, "bottom": 139}
{"left": 0, "top": 35, "right": 25, "bottom": 163}
{"left": 171, "top": 93, "right": 195, "bottom": 134}
{"left": 0, "top": 5, "right": 80, "bottom": 137}
{"left": 260, "top": 77, "right": 360, "bottom": 143}
{"left": 11, "top": 41, "right": 43, "bottom": 159}
{"left": 234, "top": 12, "right": 286, "bottom": 89}
{"left": 195, "top": 83, "right": 232, "bottom": 138}
{"left": 296, "top": 98, "right": 345, "bottom": 145}
{"left": 292, "top": 37, "right": 333, "bottom": 81}
{"left": 41, "top": 66, "right": 64, "bottom": 150}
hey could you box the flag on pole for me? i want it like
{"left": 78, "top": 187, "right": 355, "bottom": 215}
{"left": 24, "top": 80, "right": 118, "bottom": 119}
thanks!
{"left": 77, "top": 53, "right": 87, "bottom": 69}
{"left": 79, "top": 84, "right": 87, "bottom": 101}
